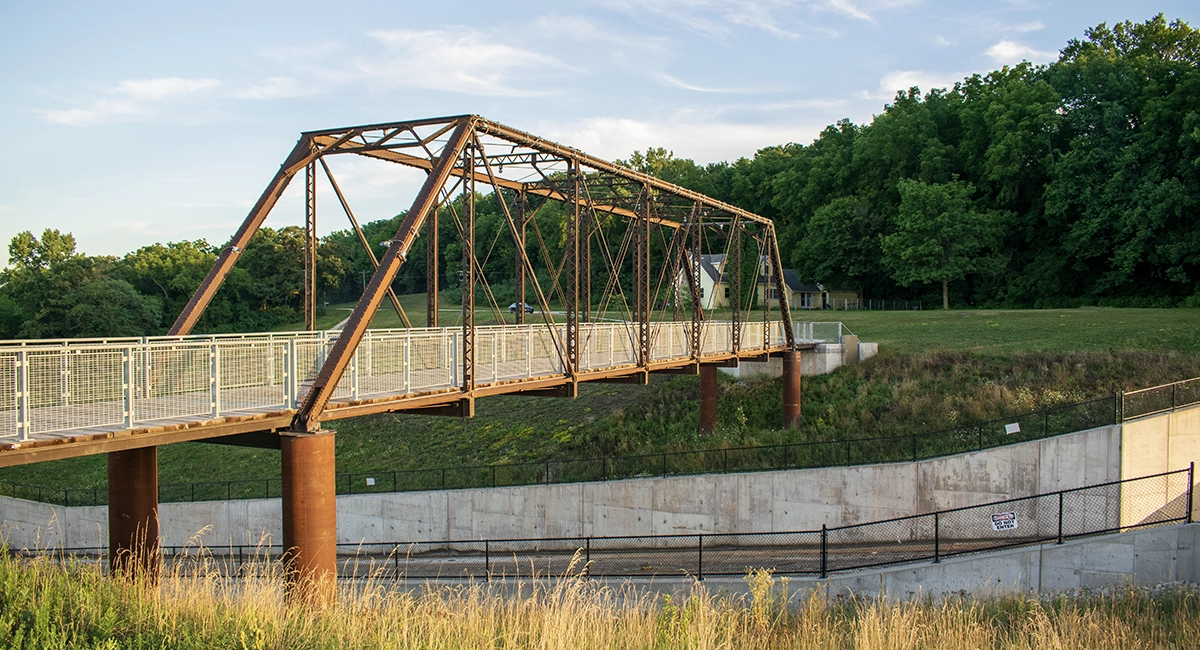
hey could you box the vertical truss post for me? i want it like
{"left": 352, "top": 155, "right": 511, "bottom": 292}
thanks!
{"left": 763, "top": 234, "right": 773, "bottom": 347}
{"left": 730, "top": 218, "right": 741, "bottom": 354}
{"left": 688, "top": 204, "right": 703, "bottom": 359}
{"left": 515, "top": 189, "right": 527, "bottom": 325}
{"left": 766, "top": 225, "right": 795, "bottom": 348}
{"left": 462, "top": 143, "right": 476, "bottom": 393}
{"left": 304, "top": 161, "right": 317, "bottom": 331}
{"left": 583, "top": 204, "right": 592, "bottom": 324}
{"left": 426, "top": 201, "right": 439, "bottom": 328}
{"left": 636, "top": 185, "right": 652, "bottom": 366}
{"left": 565, "top": 160, "right": 580, "bottom": 377}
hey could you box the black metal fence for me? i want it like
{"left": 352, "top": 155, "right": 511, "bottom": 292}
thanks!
{"left": 1124, "top": 377, "right": 1200, "bottom": 420}
{"left": 19, "top": 467, "right": 1193, "bottom": 581}
{"left": 832, "top": 299, "right": 922, "bottom": 311}
{"left": 0, "top": 395, "right": 1121, "bottom": 507}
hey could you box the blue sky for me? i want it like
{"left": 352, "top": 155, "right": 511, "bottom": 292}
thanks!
{"left": 2, "top": 1, "right": 1196, "bottom": 259}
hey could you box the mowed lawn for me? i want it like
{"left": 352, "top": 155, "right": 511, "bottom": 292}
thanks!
{"left": 800, "top": 307, "right": 1200, "bottom": 356}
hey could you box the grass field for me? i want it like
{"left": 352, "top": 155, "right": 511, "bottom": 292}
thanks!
{"left": 803, "top": 307, "right": 1200, "bottom": 355}
{"left": 2, "top": 553, "right": 1198, "bottom": 649}
{"left": 1, "top": 306, "right": 1197, "bottom": 494}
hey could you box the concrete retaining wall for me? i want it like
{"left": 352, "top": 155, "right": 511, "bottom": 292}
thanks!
{"left": 806, "top": 522, "right": 1200, "bottom": 599}
{"left": 722, "top": 341, "right": 878, "bottom": 380}
{"left": 0, "top": 424, "right": 1122, "bottom": 551}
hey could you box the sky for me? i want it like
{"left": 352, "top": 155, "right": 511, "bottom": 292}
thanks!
{"left": 1, "top": 1, "right": 1197, "bottom": 260}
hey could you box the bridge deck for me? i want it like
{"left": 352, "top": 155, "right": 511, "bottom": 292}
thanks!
{"left": 0, "top": 321, "right": 841, "bottom": 466}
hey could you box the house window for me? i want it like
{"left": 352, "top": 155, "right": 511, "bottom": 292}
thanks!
{"left": 724, "top": 287, "right": 730, "bottom": 298}
{"left": 700, "top": 287, "right": 705, "bottom": 298}
{"left": 800, "top": 293, "right": 812, "bottom": 308}
{"left": 768, "top": 288, "right": 779, "bottom": 300}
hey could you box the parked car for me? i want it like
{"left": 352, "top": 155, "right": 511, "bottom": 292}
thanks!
{"left": 509, "top": 302, "right": 534, "bottom": 314}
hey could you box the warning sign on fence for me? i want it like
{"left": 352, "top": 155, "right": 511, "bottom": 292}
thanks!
{"left": 991, "top": 511, "right": 1018, "bottom": 531}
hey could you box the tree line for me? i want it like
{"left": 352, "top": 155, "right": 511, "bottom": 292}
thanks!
{"left": 1, "top": 15, "right": 1196, "bottom": 338}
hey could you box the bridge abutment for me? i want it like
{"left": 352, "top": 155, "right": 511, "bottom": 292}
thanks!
{"left": 700, "top": 364, "right": 718, "bottom": 435}
{"left": 783, "top": 350, "right": 802, "bottom": 428}
{"left": 107, "top": 447, "right": 159, "bottom": 580}
{"left": 281, "top": 429, "right": 337, "bottom": 598}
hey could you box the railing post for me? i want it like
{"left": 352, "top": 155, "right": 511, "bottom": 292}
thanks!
{"left": 1188, "top": 462, "right": 1195, "bottom": 525}
{"left": 820, "top": 524, "right": 827, "bottom": 578}
{"left": 933, "top": 512, "right": 940, "bottom": 563}
{"left": 123, "top": 346, "right": 135, "bottom": 428}
{"left": 697, "top": 534, "right": 703, "bottom": 581}
{"left": 210, "top": 343, "right": 220, "bottom": 417}
{"left": 15, "top": 350, "right": 30, "bottom": 441}
{"left": 1057, "top": 491, "right": 1065, "bottom": 544}
{"left": 285, "top": 339, "right": 297, "bottom": 408}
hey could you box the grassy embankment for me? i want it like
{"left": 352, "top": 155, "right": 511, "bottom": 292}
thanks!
{"left": 0, "top": 307, "right": 1198, "bottom": 492}
{"left": 1, "top": 551, "right": 1198, "bottom": 649}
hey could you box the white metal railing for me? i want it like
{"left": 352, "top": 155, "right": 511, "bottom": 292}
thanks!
{"left": 0, "top": 321, "right": 844, "bottom": 440}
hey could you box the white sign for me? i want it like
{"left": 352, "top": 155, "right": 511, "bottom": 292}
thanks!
{"left": 1004, "top": 422, "right": 1021, "bottom": 435}
{"left": 991, "top": 511, "right": 1018, "bottom": 531}
{"left": 365, "top": 477, "right": 376, "bottom": 486}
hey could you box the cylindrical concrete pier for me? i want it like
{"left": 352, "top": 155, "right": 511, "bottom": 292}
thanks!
{"left": 700, "top": 364, "right": 718, "bottom": 435}
{"left": 108, "top": 447, "right": 159, "bottom": 580}
{"left": 281, "top": 430, "right": 337, "bottom": 598}
{"left": 783, "top": 350, "right": 802, "bottom": 428}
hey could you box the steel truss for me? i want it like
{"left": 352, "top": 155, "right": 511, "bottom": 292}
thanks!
{"left": 169, "top": 115, "right": 797, "bottom": 432}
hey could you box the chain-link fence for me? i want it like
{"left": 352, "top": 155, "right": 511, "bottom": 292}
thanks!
{"left": 16, "top": 468, "right": 1192, "bottom": 581}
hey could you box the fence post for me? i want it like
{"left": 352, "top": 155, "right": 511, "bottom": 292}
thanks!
{"left": 723, "top": 449, "right": 728, "bottom": 474}
{"left": 911, "top": 434, "right": 917, "bottom": 462}
{"left": 697, "top": 534, "right": 703, "bottom": 581}
{"left": 585, "top": 537, "right": 591, "bottom": 569}
{"left": 15, "top": 350, "right": 29, "bottom": 441}
{"left": 484, "top": 540, "right": 490, "bottom": 582}
{"left": 441, "top": 468, "right": 446, "bottom": 490}
{"left": 1044, "top": 410, "right": 1050, "bottom": 437}
{"left": 545, "top": 460, "right": 551, "bottom": 484}
{"left": 820, "top": 524, "right": 827, "bottom": 579}
{"left": 210, "top": 343, "right": 220, "bottom": 417}
{"left": 662, "top": 453, "right": 668, "bottom": 477}
{"left": 933, "top": 512, "right": 940, "bottom": 563}
{"left": 1189, "top": 462, "right": 1195, "bottom": 525}
{"left": 1117, "top": 391, "right": 1123, "bottom": 423}
{"left": 1057, "top": 491, "right": 1065, "bottom": 544}
{"left": 491, "top": 465, "right": 497, "bottom": 488}
{"left": 122, "top": 346, "right": 135, "bottom": 428}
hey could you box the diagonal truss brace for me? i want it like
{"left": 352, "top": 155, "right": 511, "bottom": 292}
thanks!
{"left": 293, "top": 118, "right": 476, "bottom": 430}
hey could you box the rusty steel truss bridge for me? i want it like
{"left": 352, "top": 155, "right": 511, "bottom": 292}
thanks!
{"left": 0, "top": 115, "right": 812, "bottom": 595}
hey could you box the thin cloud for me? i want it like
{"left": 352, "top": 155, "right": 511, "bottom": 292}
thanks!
{"left": 358, "top": 28, "right": 572, "bottom": 97}
{"left": 985, "top": 39, "right": 1057, "bottom": 64}
{"left": 234, "top": 76, "right": 318, "bottom": 100}
{"left": 657, "top": 73, "right": 787, "bottom": 94}
{"left": 537, "top": 113, "right": 828, "bottom": 163}
{"left": 42, "top": 77, "right": 220, "bottom": 126}
{"left": 873, "top": 69, "right": 964, "bottom": 99}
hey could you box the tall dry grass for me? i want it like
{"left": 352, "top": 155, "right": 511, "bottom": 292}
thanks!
{"left": 1, "top": 546, "right": 1198, "bottom": 649}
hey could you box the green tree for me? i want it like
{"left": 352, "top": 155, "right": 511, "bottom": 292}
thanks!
{"left": 881, "top": 179, "right": 1005, "bottom": 309}
{"left": 793, "top": 196, "right": 885, "bottom": 295}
